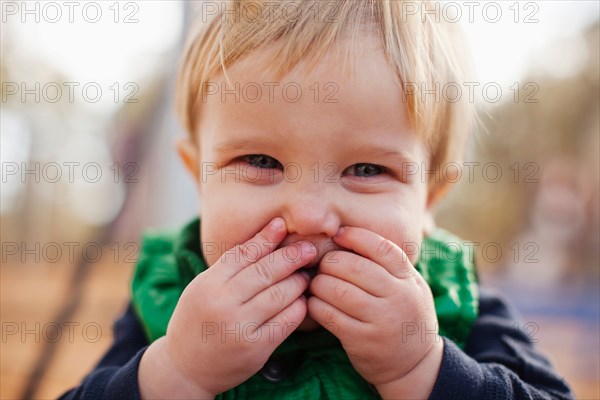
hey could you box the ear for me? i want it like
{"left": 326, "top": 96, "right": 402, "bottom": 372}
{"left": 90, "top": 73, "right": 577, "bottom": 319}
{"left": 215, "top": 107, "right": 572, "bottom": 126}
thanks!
{"left": 176, "top": 136, "right": 201, "bottom": 185}
{"left": 425, "top": 159, "right": 461, "bottom": 209}
{"left": 423, "top": 180, "right": 453, "bottom": 236}
{"left": 425, "top": 180, "right": 450, "bottom": 210}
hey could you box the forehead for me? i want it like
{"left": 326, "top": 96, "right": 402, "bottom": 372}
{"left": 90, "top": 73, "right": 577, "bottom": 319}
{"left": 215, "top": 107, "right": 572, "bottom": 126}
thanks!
{"left": 198, "top": 41, "right": 420, "bottom": 156}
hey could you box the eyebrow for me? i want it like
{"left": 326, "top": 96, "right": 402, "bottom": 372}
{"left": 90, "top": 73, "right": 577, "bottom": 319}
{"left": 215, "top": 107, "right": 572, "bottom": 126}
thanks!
{"left": 214, "top": 137, "right": 281, "bottom": 154}
{"left": 349, "top": 144, "right": 417, "bottom": 165}
{"left": 214, "top": 136, "right": 417, "bottom": 164}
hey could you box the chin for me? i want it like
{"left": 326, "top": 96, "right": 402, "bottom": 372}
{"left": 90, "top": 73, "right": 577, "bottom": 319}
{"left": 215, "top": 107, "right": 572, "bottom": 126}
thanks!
{"left": 296, "top": 314, "right": 321, "bottom": 331}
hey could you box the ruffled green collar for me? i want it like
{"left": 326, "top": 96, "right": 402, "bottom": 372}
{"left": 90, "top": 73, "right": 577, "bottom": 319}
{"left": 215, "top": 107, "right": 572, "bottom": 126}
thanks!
{"left": 131, "top": 218, "right": 479, "bottom": 398}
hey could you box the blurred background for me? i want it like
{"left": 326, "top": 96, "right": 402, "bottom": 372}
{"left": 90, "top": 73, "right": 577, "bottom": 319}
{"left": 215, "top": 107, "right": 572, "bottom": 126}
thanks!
{"left": 1, "top": 1, "right": 598, "bottom": 398}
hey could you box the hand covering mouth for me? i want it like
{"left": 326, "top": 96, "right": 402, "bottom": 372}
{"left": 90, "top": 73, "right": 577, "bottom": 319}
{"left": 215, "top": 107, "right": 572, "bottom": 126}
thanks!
{"left": 275, "top": 236, "right": 343, "bottom": 297}
{"left": 301, "top": 260, "right": 321, "bottom": 298}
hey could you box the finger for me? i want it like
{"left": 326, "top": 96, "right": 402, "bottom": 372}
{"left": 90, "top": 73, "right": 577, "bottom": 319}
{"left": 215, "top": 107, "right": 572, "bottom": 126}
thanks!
{"left": 231, "top": 241, "right": 316, "bottom": 302}
{"left": 307, "top": 296, "right": 361, "bottom": 340}
{"left": 256, "top": 295, "right": 308, "bottom": 348}
{"left": 319, "top": 251, "right": 395, "bottom": 297}
{"left": 310, "top": 273, "right": 374, "bottom": 322}
{"left": 333, "top": 226, "right": 415, "bottom": 280}
{"left": 218, "top": 217, "right": 287, "bottom": 280}
{"left": 246, "top": 270, "right": 310, "bottom": 325}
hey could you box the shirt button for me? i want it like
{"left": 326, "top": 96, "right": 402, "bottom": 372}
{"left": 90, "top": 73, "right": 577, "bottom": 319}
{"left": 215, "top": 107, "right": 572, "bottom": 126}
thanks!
{"left": 259, "top": 355, "right": 289, "bottom": 382}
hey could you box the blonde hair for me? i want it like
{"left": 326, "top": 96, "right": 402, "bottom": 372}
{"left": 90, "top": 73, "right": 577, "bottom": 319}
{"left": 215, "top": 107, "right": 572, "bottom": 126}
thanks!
{"left": 175, "top": 0, "right": 476, "bottom": 193}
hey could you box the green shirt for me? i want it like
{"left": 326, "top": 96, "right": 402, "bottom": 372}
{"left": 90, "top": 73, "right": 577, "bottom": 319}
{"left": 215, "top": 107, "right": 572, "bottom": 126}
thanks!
{"left": 132, "top": 218, "right": 479, "bottom": 399}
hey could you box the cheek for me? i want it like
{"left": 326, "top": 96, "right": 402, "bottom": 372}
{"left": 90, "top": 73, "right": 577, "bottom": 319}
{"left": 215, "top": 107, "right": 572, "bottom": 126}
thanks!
{"left": 398, "top": 213, "right": 425, "bottom": 266}
{"left": 385, "top": 223, "right": 424, "bottom": 266}
{"left": 351, "top": 197, "right": 425, "bottom": 264}
{"left": 200, "top": 187, "right": 275, "bottom": 267}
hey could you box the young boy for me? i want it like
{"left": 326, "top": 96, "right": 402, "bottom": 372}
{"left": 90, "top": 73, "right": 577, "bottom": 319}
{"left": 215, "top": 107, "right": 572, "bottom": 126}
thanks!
{"left": 61, "top": 1, "right": 574, "bottom": 399}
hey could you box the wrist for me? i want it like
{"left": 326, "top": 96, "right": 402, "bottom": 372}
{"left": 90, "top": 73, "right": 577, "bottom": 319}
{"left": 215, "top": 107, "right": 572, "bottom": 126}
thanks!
{"left": 375, "top": 337, "right": 445, "bottom": 399}
{"left": 138, "top": 337, "right": 215, "bottom": 400}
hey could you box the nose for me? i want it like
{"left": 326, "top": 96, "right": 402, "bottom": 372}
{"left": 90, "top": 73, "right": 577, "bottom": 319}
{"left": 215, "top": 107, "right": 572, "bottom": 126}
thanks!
{"left": 281, "top": 185, "right": 341, "bottom": 238}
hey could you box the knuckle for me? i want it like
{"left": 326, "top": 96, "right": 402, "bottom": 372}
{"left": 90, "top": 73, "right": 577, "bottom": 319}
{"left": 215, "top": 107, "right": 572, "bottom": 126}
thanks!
{"left": 376, "top": 238, "right": 396, "bottom": 259}
{"left": 397, "top": 263, "right": 417, "bottom": 280}
{"left": 238, "top": 242, "right": 259, "bottom": 263}
{"left": 412, "top": 270, "right": 425, "bottom": 285}
{"left": 354, "top": 257, "right": 370, "bottom": 273}
{"left": 278, "top": 311, "right": 297, "bottom": 334}
{"left": 282, "top": 244, "right": 302, "bottom": 264}
{"left": 219, "top": 248, "right": 236, "bottom": 265}
{"left": 253, "top": 258, "right": 273, "bottom": 286}
{"left": 259, "top": 227, "right": 277, "bottom": 244}
{"left": 333, "top": 282, "right": 349, "bottom": 302}
{"left": 324, "top": 308, "right": 336, "bottom": 323}
{"left": 269, "top": 284, "right": 287, "bottom": 305}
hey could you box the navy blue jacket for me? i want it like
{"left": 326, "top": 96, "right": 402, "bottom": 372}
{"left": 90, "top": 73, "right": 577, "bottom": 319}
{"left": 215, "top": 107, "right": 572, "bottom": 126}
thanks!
{"left": 59, "top": 286, "right": 574, "bottom": 399}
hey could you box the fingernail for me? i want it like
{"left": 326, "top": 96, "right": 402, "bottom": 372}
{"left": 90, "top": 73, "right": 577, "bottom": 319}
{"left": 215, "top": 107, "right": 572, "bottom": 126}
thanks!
{"left": 301, "top": 241, "right": 316, "bottom": 255}
{"left": 270, "top": 218, "right": 284, "bottom": 231}
{"left": 335, "top": 227, "right": 345, "bottom": 237}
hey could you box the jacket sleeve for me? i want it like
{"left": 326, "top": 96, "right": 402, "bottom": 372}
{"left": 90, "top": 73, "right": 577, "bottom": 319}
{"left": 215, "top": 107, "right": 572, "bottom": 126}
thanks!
{"left": 429, "top": 286, "right": 575, "bottom": 400}
{"left": 58, "top": 304, "right": 148, "bottom": 400}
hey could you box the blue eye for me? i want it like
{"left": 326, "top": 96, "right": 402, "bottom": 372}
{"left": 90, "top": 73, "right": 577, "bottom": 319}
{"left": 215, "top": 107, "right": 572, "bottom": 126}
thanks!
{"left": 347, "top": 163, "right": 385, "bottom": 177}
{"left": 243, "top": 154, "right": 282, "bottom": 169}
{"left": 348, "top": 163, "right": 385, "bottom": 178}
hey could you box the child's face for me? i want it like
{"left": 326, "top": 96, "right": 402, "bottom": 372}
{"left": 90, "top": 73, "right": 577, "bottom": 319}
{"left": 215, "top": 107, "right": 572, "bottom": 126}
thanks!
{"left": 181, "top": 42, "right": 431, "bottom": 330}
